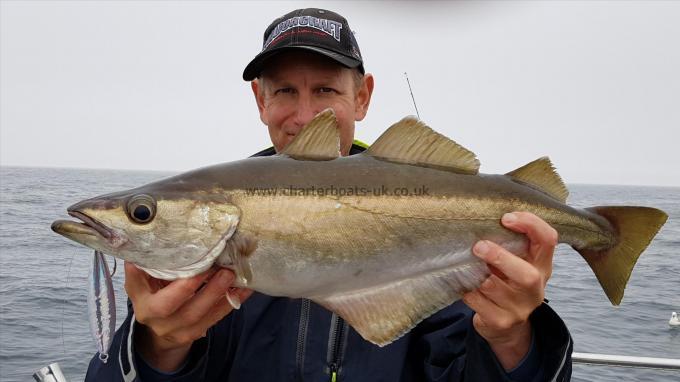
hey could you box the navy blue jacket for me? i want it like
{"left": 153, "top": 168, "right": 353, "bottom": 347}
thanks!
{"left": 85, "top": 144, "right": 573, "bottom": 381}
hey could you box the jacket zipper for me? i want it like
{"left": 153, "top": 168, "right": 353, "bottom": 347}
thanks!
{"left": 549, "top": 335, "right": 572, "bottom": 382}
{"left": 327, "top": 314, "right": 347, "bottom": 382}
{"left": 295, "top": 299, "right": 311, "bottom": 381}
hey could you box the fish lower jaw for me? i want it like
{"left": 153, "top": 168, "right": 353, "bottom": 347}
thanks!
{"left": 51, "top": 218, "right": 128, "bottom": 250}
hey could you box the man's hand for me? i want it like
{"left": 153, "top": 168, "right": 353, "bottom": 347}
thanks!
{"left": 462, "top": 212, "right": 557, "bottom": 371}
{"left": 124, "top": 262, "right": 253, "bottom": 372}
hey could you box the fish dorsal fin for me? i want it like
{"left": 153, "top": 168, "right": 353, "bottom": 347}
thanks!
{"left": 280, "top": 108, "right": 339, "bottom": 160}
{"left": 311, "top": 262, "right": 486, "bottom": 347}
{"left": 366, "top": 116, "right": 480, "bottom": 174}
{"left": 506, "top": 157, "right": 569, "bottom": 202}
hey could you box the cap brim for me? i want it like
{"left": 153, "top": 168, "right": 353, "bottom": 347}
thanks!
{"left": 242, "top": 46, "right": 363, "bottom": 81}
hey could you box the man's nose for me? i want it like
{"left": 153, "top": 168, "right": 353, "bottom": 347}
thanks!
{"left": 292, "top": 95, "right": 324, "bottom": 128}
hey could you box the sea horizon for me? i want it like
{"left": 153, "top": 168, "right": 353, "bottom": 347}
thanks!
{"left": 2, "top": 164, "right": 678, "bottom": 189}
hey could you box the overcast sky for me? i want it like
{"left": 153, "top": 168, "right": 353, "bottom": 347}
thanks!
{"left": 1, "top": 1, "right": 678, "bottom": 186}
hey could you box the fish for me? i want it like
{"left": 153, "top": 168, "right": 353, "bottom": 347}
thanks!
{"left": 51, "top": 109, "right": 668, "bottom": 346}
{"left": 88, "top": 250, "right": 116, "bottom": 362}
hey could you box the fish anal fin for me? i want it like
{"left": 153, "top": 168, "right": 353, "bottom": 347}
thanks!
{"left": 280, "top": 109, "right": 339, "bottom": 160}
{"left": 506, "top": 157, "right": 569, "bottom": 202}
{"left": 366, "top": 116, "right": 480, "bottom": 174}
{"left": 311, "top": 262, "right": 487, "bottom": 346}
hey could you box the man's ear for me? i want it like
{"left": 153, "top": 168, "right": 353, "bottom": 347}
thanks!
{"left": 251, "top": 79, "right": 268, "bottom": 125}
{"left": 354, "top": 73, "right": 374, "bottom": 121}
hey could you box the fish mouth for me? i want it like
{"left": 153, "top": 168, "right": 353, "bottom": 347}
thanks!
{"left": 51, "top": 211, "right": 114, "bottom": 241}
{"left": 69, "top": 211, "right": 113, "bottom": 239}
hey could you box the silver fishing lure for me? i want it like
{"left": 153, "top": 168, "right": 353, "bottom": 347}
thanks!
{"left": 88, "top": 250, "right": 116, "bottom": 363}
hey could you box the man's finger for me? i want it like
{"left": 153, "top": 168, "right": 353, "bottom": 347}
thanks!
{"left": 143, "top": 269, "right": 218, "bottom": 318}
{"left": 462, "top": 290, "right": 505, "bottom": 327}
{"left": 464, "top": 289, "right": 530, "bottom": 334}
{"left": 176, "top": 286, "right": 254, "bottom": 341}
{"left": 235, "top": 288, "right": 255, "bottom": 303}
{"left": 198, "top": 298, "right": 236, "bottom": 335}
{"left": 477, "top": 275, "right": 517, "bottom": 309}
{"left": 124, "top": 262, "right": 153, "bottom": 296}
{"left": 501, "top": 212, "right": 558, "bottom": 265}
{"left": 175, "top": 269, "right": 235, "bottom": 323}
{"left": 472, "top": 240, "right": 542, "bottom": 291}
{"left": 477, "top": 274, "right": 542, "bottom": 315}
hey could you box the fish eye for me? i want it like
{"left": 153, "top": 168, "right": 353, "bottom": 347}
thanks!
{"left": 127, "top": 194, "right": 156, "bottom": 224}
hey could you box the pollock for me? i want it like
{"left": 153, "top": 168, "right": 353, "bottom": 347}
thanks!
{"left": 53, "top": 110, "right": 667, "bottom": 346}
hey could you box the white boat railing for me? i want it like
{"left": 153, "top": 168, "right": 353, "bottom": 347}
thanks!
{"left": 573, "top": 352, "right": 680, "bottom": 370}
{"left": 33, "top": 353, "right": 680, "bottom": 380}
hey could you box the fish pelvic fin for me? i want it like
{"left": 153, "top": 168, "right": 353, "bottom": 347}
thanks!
{"left": 280, "top": 108, "right": 340, "bottom": 160}
{"left": 506, "top": 157, "right": 569, "bottom": 203}
{"left": 365, "top": 116, "right": 480, "bottom": 174}
{"left": 578, "top": 206, "right": 667, "bottom": 305}
{"left": 311, "top": 261, "right": 487, "bottom": 346}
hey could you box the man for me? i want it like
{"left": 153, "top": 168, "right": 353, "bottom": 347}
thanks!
{"left": 86, "top": 8, "right": 572, "bottom": 381}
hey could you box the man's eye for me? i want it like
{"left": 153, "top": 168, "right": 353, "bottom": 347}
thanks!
{"left": 275, "top": 88, "right": 294, "bottom": 95}
{"left": 318, "top": 87, "right": 337, "bottom": 94}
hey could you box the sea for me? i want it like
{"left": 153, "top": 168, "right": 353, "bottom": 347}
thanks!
{"left": 0, "top": 166, "right": 678, "bottom": 382}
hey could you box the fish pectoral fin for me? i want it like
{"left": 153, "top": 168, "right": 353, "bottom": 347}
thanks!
{"left": 365, "top": 116, "right": 480, "bottom": 174}
{"left": 311, "top": 262, "right": 487, "bottom": 347}
{"left": 221, "top": 231, "right": 256, "bottom": 286}
{"left": 506, "top": 157, "right": 569, "bottom": 202}
{"left": 280, "top": 109, "right": 340, "bottom": 160}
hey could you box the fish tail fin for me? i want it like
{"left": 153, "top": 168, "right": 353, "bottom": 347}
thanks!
{"left": 576, "top": 206, "right": 667, "bottom": 305}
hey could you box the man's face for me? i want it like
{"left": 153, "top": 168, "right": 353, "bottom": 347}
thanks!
{"left": 252, "top": 51, "right": 373, "bottom": 156}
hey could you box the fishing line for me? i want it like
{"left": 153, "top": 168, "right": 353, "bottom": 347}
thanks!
{"left": 61, "top": 252, "right": 75, "bottom": 356}
{"left": 404, "top": 72, "right": 420, "bottom": 119}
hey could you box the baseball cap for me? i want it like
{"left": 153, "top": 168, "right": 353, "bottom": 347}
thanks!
{"left": 242, "top": 8, "right": 364, "bottom": 81}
